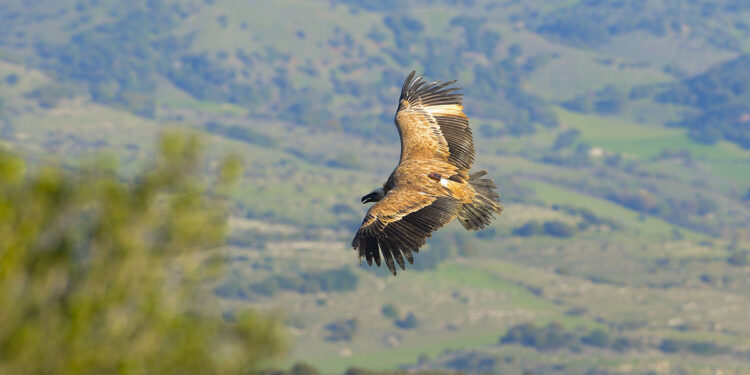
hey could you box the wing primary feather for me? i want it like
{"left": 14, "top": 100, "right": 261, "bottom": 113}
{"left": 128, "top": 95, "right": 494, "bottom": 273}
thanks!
{"left": 383, "top": 236, "right": 406, "bottom": 271}
{"left": 368, "top": 237, "right": 381, "bottom": 267}
{"left": 364, "top": 241, "right": 373, "bottom": 266}
{"left": 400, "top": 70, "right": 417, "bottom": 99}
{"left": 379, "top": 239, "right": 397, "bottom": 275}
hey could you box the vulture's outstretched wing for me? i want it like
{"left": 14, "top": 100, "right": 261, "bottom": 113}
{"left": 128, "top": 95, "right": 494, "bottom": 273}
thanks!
{"left": 395, "top": 71, "right": 475, "bottom": 171}
{"left": 352, "top": 187, "right": 460, "bottom": 275}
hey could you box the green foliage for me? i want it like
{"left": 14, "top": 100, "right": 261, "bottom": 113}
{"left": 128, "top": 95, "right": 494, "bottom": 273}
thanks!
{"left": 562, "top": 85, "right": 627, "bottom": 115}
{"left": 25, "top": 83, "right": 75, "bottom": 109}
{"left": 727, "top": 251, "right": 749, "bottom": 266}
{"left": 580, "top": 329, "right": 609, "bottom": 348}
{"left": 513, "top": 221, "right": 544, "bottom": 237}
{"left": 552, "top": 129, "right": 581, "bottom": 150}
{"left": 543, "top": 220, "right": 576, "bottom": 238}
{"left": 513, "top": 220, "right": 577, "bottom": 238}
{"left": 204, "top": 121, "right": 278, "bottom": 147}
{"left": 500, "top": 322, "right": 576, "bottom": 351}
{"left": 381, "top": 303, "right": 400, "bottom": 319}
{"left": 342, "top": 369, "right": 460, "bottom": 375}
{"left": 263, "top": 362, "right": 321, "bottom": 375}
{"left": 5, "top": 73, "right": 19, "bottom": 86}
{"left": 610, "top": 337, "right": 636, "bottom": 352}
{"left": 501, "top": 323, "right": 728, "bottom": 357}
{"left": 659, "top": 338, "right": 729, "bottom": 356}
{"left": 325, "top": 318, "right": 358, "bottom": 342}
{"left": 0, "top": 132, "right": 285, "bottom": 374}
{"left": 533, "top": 1, "right": 748, "bottom": 49}
{"left": 395, "top": 313, "right": 419, "bottom": 330}
{"left": 35, "top": 1, "right": 189, "bottom": 117}
{"left": 216, "top": 267, "right": 359, "bottom": 299}
{"left": 656, "top": 54, "right": 750, "bottom": 148}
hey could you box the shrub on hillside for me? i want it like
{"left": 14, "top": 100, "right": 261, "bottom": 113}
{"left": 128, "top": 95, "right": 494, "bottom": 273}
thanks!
{"left": 395, "top": 313, "right": 419, "bottom": 329}
{"left": 581, "top": 329, "right": 610, "bottom": 348}
{"left": 513, "top": 221, "right": 544, "bottom": 236}
{"left": 500, "top": 323, "right": 576, "bottom": 351}
{"left": 381, "top": 304, "right": 400, "bottom": 319}
{"left": 543, "top": 220, "right": 576, "bottom": 237}
{"left": 325, "top": 318, "right": 358, "bottom": 342}
{"left": 727, "top": 251, "right": 749, "bottom": 266}
{"left": 247, "top": 267, "right": 359, "bottom": 297}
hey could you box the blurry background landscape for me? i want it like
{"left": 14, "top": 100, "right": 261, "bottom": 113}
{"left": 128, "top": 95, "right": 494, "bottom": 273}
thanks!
{"left": 1, "top": 0, "right": 750, "bottom": 374}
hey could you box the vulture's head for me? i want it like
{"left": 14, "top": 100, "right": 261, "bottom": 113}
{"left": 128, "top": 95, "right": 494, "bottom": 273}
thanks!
{"left": 361, "top": 187, "right": 385, "bottom": 204}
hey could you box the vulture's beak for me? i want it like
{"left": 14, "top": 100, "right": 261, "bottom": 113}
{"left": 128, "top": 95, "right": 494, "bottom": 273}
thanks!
{"left": 361, "top": 192, "right": 377, "bottom": 204}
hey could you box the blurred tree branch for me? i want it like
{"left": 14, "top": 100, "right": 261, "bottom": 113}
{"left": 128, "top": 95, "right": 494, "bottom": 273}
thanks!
{"left": 0, "top": 131, "right": 285, "bottom": 374}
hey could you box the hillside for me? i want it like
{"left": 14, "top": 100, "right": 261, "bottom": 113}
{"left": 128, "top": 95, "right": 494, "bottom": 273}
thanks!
{"left": 2, "top": 1, "right": 750, "bottom": 374}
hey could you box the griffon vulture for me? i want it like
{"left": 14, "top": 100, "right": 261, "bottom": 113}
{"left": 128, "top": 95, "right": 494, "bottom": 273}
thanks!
{"left": 352, "top": 71, "right": 503, "bottom": 275}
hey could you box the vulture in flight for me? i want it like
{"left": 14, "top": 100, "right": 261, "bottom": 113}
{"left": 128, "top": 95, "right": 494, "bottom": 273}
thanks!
{"left": 352, "top": 71, "right": 503, "bottom": 275}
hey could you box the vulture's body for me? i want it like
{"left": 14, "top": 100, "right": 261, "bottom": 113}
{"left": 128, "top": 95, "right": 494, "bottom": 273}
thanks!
{"left": 353, "top": 71, "right": 503, "bottom": 275}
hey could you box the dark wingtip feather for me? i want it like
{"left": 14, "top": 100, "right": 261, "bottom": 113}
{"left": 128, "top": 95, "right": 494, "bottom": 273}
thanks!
{"left": 399, "top": 71, "right": 462, "bottom": 107}
{"left": 400, "top": 72, "right": 463, "bottom": 107}
{"left": 400, "top": 70, "right": 418, "bottom": 100}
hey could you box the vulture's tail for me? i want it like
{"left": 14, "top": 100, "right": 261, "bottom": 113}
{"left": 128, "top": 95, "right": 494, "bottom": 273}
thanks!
{"left": 458, "top": 170, "right": 503, "bottom": 231}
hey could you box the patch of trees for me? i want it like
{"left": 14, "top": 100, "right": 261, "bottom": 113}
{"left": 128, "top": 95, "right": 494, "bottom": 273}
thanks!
{"left": 384, "top": 15, "right": 424, "bottom": 49}
{"left": 606, "top": 189, "right": 718, "bottom": 219}
{"left": 325, "top": 318, "right": 358, "bottom": 342}
{"left": 395, "top": 313, "right": 419, "bottom": 330}
{"left": 381, "top": 15, "right": 424, "bottom": 66}
{"left": 561, "top": 85, "right": 628, "bottom": 115}
{"left": 532, "top": 1, "right": 750, "bottom": 50}
{"left": 415, "top": 231, "right": 477, "bottom": 270}
{"left": 25, "top": 84, "right": 76, "bottom": 109}
{"left": 214, "top": 267, "right": 359, "bottom": 299}
{"left": 513, "top": 220, "right": 576, "bottom": 238}
{"left": 499, "top": 323, "right": 732, "bottom": 358}
{"left": 541, "top": 143, "right": 595, "bottom": 168}
{"left": 552, "top": 204, "right": 622, "bottom": 231}
{"left": 261, "top": 360, "right": 466, "bottom": 375}
{"left": 226, "top": 228, "right": 287, "bottom": 248}
{"left": 659, "top": 338, "right": 729, "bottom": 356}
{"left": 443, "top": 352, "right": 500, "bottom": 374}
{"left": 204, "top": 121, "right": 277, "bottom": 147}
{"left": 500, "top": 323, "right": 639, "bottom": 353}
{"left": 4, "top": 73, "right": 19, "bottom": 85}
{"left": 500, "top": 322, "right": 577, "bottom": 351}
{"left": 35, "top": 1, "right": 190, "bottom": 117}
{"left": 559, "top": 177, "right": 724, "bottom": 236}
{"left": 727, "top": 251, "right": 749, "bottom": 266}
{"left": 381, "top": 303, "right": 400, "bottom": 319}
{"left": 252, "top": 267, "right": 359, "bottom": 296}
{"left": 342, "top": 369, "right": 461, "bottom": 375}
{"left": 469, "top": 48, "right": 558, "bottom": 135}
{"left": 334, "top": 0, "right": 403, "bottom": 12}
{"left": 450, "top": 16, "right": 501, "bottom": 56}
{"left": 655, "top": 54, "right": 750, "bottom": 148}
{"left": 552, "top": 129, "right": 581, "bottom": 150}
{"left": 262, "top": 362, "right": 321, "bottom": 375}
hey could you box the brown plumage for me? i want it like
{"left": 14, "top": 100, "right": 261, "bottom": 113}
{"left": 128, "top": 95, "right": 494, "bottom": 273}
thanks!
{"left": 353, "top": 71, "right": 503, "bottom": 275}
